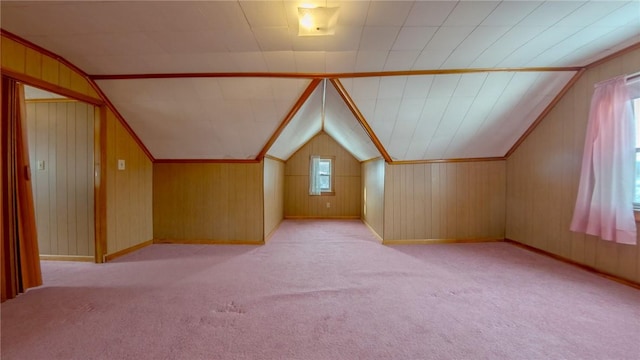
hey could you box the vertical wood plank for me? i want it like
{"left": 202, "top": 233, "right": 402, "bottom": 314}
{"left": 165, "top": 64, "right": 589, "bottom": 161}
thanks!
{"left": 506, "top": 46, "right": 640, "bottom": 283}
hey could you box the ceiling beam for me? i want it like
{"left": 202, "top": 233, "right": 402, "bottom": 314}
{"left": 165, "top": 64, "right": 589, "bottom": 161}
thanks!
{"left": 330, "top": 78, "right": 392, "bottom": 163}
{"left": 90, "top": 67, "right": 582, "bottom": 81}
{"left": 255, "top": 78, "right": 322, "bottom": 161}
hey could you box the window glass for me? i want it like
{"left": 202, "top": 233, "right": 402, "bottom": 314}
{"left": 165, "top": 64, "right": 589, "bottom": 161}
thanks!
{"left": 319, "top": 159, "right": 331, "bottom": 191}
{"left": 635, "top": 98, "right": 640, "bottom": 205}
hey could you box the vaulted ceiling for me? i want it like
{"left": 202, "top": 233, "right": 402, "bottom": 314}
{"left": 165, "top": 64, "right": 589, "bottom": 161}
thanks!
{"left": 3, "top": 1, "right": 639, "bottom": 162}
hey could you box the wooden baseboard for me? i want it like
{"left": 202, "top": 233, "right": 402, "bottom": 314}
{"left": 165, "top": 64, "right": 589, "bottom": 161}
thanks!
{"left": 39, "top": 254, "right": 94, "bottom": 262}
{"left": 504, "top": 239, "right": 640, "bottom": 290}
{"left": 104, "top": 240, "right": 153, "bottom": 262}
{"left": 284, "top": 216, "right": 361, "bottom": 220}
{"left": 383, "top": 238, "right": 504, "bottom": 245}
{"left": 153, "top": 239, "right": 264, "bottom": 245}
{"left": 361, "top": 219, "right": 383, "bottom": 243}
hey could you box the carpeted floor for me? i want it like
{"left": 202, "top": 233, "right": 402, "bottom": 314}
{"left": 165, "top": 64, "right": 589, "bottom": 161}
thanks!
{"left": 1, "top": 220, "right": 639, "bottom": 359}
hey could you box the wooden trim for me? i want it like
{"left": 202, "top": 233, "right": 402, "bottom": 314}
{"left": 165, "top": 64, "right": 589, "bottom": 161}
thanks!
{"left": 256, "top": 79, "right": 321, "bottom": 161}
{"left": 586, "top": 41, "right": 640, "bottom": 70}
{"left": 330, "top": 78, "right": 392, "bottom": 163}
{"left": 264, "top": 154, "right": 286, "bottom": 163}
{"left": 153, "top": 239, "right": 264, "bottom": 245}
{"left": 634, "top": 210, "right": 640, "bottom": 222}
{"left": 2, "top": 29, "right": 93, "bottom": 86}
{"left": 1, "top": 68, "right": 103, "bottom": 105}
{"left": 25, "top": 98, "right": 77, "bottom": 104}
{"left": 504, "top": 239, "right": 640, "bottom": 290}
{"left": 284, "top": 216, "right": 361, "bottom": 220}
{"left": 91, "top": 72, "right": 326, "bottom": 80}
{"left": 89, "top": 82, "right": 155, "bottom": 162}
{"left": 331, "top": 67, "right": 582, "bottom": 78}
{"left": 504, "top": 69, "right": 586, "bottom": 158}
{"left": 94, "top": 106, "right": 108, "bottom": 263}
{"left": 153, "top": 158, "right": 261, "bottom": 164}
{"left": 89, "top": 67, "right": 582, "bottom": 81}
{"left": 39, "top": 255, "right": 94, "bottom": 262}
{"left": 104, "top": 240, "right": 153, "bottom": 262}
{"left": 2, "top": 30, "right": 154, "bottom": 162}
{"left": 362, "top": 219, "right": 383, "bottom": 243}
{"left": 383, "top": 238, "right": 504, "bottom": 245}
{"left": 390, "top": 157, "right": 506, "bottom": 165}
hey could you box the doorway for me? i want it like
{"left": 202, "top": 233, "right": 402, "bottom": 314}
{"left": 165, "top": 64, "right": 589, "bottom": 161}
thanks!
{"left": 24, "top": 85, "right": 96, "bottom": 262}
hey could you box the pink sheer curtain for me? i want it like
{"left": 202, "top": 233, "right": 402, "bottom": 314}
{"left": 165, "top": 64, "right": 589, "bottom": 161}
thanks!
{"left": 570, "top": 76, "right": 636, "bottom": 245}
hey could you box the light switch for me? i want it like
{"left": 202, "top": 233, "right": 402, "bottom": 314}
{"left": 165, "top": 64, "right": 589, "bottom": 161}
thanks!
{"left": 36, "top": 160, "right": 45, "bottom": 170}
{"left": 118, "top": 159, "right": 125, "bottom": 170}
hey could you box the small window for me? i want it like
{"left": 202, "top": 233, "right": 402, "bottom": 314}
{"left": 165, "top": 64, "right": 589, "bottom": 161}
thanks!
{"left": 309, "top": 156, "right": 335, "bottom": 195}
{"left": 318, "top": 158, "right": 332, "bottom": 192}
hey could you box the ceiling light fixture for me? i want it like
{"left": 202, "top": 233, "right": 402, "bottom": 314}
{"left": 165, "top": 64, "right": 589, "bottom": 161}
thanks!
{"left": 297, "top": 6, "right": 339, "bottom": 36}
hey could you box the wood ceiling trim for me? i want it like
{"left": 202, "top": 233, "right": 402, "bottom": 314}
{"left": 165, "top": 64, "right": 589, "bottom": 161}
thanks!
{"left": 585, "top": 41, "right": 640, "bottom": 70}
{"left": 89, "top": 67, "right": 583, "bottom": 81}
{"left": 256, "top": 78, "right": 322, "bottom": 161}
{"left": 154, "top": 159, "right": 261, "bottom": 164}
{"left": 2, "top": 29, "right": 90, "bottom": 84}
{"left": 504, "top": 69, "right": 586, "bottom": 159}
{"left": 331, "top": 67, "right": 582, "bottom": 78}
{"left": 1, "top": 30, "right": 155, "bottom": 162}
{"left": 330, "top": 78, "right": 392, "bottom": 163}
{"left": 264, "top": 154, "right": 286, "bottom": 163}
{"left": 390, "top": 157, "right": 506, "bottom": 165}
{"left": 91, "top": 73, "right": 326, "bottom": 80}
{"left": 1, "top": 68, "right": 102, "bottom": 105}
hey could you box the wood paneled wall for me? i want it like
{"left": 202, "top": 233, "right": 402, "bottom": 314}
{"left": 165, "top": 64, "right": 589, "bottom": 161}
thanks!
{"left": 264, "top": 158, "right": 284, "bottom": 239}
{"left": 3, "top": 33, "right": 154, "bottom": 259}
{"left": 506, "top": 47, "right": 640, "bottom": 283}
{"left": 26, "top": 101, "right": 95, "bottom": 256}
{"left": 285, "top": 132, "right": 361, "bottom": 218}
{"left": 105, "top": 110, "right": 153, "bottom": 254}
{"left": 1, "top": 35, "right": 100, "bottom": 100}
{"left": 153, "top": 163, "right": 263, "bottom": 242}
{"left": 384, "top": 161, "right": 506, "bottom": 241}
{"left": 362, "top": 159, "right": 385, "bottom": 238}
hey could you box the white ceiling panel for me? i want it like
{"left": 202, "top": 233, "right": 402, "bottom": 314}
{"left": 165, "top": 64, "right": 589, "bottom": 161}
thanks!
{"left": 443, "top": 1, "right": 500, "bottom": 26}
{"left": 365, "top": 1, "right": 413, "bottom": 26}
{"left": 268, "top": 86, "right": 323, "bottom": 160}
{"left": 239, "top": 1, "right": 288, "bottom": 28}
{"left": 254, "top": 27, "right": 293, "bottom": 51}
{"left": 263, "top": 51, "right": 297, "bottom": 72}
{"left": 2, "top": 1, "right": 637, "bottom": 162}
{"left": 404, "top": 1, "right": 457, "bottom": 27}
{"left": 350, "top": 71, "right": 576, "bottom": 160}
{"left": 98, "top": 77, "right": 310, "bottom": 159}
{"left": 383, "top": 51, "right": 420, "bottom": 71}
{"left": 358, "top": 27, "right": 401, "bottom": 51}
{"left": 324, "top": 83, "right": 380, "bottom": 161}
{"left": 325, "top": 51, "right": 358, "bottom": 73}
{"left": 481, "top": 1, "right": 542, "bottom": 26}
{"left": 392, "top": 27, "right": 439, "bottom": 51}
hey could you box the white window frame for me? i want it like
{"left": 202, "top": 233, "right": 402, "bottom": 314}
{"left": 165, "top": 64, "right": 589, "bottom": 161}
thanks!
{"left": 309, "top": 155, "right": 335, "bottom": 196}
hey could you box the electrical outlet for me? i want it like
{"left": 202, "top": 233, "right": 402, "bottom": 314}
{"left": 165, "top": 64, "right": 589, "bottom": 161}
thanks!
{"left": 118, "top": 159, "right": 125, "bottom": 170}
{"left": 326, "top": 202, "right": 331, "bottom": 208}
{"left": 36, "top": 160, "right": 45, "bottom": 170}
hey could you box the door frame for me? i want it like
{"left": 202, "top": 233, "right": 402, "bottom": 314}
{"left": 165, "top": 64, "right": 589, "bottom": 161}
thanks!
{"left": 2, "top": 71, "right": 107, "bottom": 263}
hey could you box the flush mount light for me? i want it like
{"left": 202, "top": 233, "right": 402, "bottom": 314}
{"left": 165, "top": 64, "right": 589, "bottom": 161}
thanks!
{"left": 298, "top": 6, "right": 339, "bottom": 36}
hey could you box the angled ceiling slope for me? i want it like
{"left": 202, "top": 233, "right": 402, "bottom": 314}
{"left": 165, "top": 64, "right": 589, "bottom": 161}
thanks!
{"left": 2, "top": 1, "right": 639, "bottom": 163}
{"left": 97, "top": 77, "right": 311, "bottom": 160}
